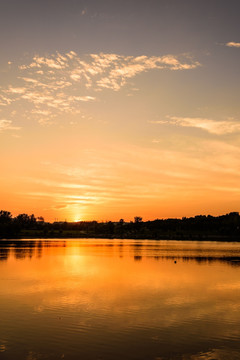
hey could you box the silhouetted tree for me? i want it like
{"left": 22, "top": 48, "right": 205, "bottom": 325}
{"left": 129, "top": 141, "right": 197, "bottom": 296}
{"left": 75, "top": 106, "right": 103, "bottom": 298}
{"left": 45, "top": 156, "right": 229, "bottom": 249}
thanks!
{"left": 134, "top": 216, "right": 142, "bottom": 223}
{"left": 15, "top": 213, "right": 36, "bottom": 228}
{"left": 0, "top": 210, "right": 12, "bottom": 223}
{"left": 1, "top": 209, "right": 240, "bottom": 240}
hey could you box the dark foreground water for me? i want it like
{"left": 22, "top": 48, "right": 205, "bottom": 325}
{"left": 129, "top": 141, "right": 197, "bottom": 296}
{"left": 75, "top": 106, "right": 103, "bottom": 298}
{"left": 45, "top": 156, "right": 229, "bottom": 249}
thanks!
{"left": 1, "top": 239, "right": 240, "bottom": 360}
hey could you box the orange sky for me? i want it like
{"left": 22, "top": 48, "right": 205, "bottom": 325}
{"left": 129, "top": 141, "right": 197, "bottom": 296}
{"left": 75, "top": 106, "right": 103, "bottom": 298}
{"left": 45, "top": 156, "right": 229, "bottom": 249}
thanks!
{"left": 1, "top": 1, "right": 240, "bottom": 221}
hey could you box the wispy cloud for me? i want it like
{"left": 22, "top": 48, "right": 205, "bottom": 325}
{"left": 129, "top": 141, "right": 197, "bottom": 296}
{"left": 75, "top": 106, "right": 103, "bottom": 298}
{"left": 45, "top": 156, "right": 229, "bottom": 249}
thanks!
{"left": 20, "top": 139, "right": 240, "bottom": 221}
{"left": 0, "top": 119, "right": 21, "bottom": 133}
{"left": 91, "top": 53, "right": 200, "bottom": 91}
{"left": 226, "top": 41, "right": 240, "bottom": 48}
{"left": 0, "top": 94, "right": 13, "bottom": 106}
{"left": 0, "top": 51, "right": 200, "bottom": 126}
{"left": 150, "top": 116, "right": 240, "bottom": 135}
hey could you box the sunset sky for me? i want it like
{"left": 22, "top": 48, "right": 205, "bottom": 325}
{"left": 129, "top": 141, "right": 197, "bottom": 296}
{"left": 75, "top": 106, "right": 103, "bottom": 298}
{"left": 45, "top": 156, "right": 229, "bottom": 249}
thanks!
{"left": 1, "top": 0, "right": 240, "bottom": 222}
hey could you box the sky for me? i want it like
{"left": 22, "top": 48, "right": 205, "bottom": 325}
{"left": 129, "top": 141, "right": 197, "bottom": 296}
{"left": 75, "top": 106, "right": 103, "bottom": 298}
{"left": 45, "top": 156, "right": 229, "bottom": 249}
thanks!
{"left": 1, "top": 0, "right": 240, "bottom": 222}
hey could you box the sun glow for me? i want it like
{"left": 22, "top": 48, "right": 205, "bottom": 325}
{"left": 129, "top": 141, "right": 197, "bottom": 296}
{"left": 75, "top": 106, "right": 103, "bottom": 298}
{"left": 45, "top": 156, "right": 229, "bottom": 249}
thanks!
{"left": 72, "top": 213, "right": 82, "bottom": 222}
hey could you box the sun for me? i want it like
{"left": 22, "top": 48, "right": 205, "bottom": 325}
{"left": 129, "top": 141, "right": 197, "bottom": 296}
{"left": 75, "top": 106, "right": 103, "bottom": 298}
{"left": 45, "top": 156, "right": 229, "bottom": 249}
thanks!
{"left": 72, "top": 214, "right": 82, "bottom": 222}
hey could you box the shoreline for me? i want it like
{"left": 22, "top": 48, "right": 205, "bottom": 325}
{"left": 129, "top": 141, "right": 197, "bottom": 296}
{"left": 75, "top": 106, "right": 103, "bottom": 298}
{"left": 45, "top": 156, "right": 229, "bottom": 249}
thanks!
{"left": 1, "top": 235, "right": 240, "bottom": 242}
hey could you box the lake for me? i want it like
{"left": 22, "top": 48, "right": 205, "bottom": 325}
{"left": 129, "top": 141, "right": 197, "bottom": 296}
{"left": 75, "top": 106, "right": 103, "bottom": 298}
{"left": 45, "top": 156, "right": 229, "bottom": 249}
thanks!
{"left": 1, "top": 239, "right": 240, "bottom": 360}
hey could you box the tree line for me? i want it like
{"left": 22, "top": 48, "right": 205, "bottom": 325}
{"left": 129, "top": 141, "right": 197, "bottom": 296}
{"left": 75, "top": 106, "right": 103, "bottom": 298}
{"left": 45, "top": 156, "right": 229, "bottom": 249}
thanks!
{"left": 0, "top": 210, "right": 240, "bottom": 240}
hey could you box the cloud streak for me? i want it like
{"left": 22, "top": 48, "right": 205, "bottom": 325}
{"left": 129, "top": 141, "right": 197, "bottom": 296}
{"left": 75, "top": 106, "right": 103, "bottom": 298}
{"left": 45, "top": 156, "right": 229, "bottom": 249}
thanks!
{"left": 150, "top": 116, "right": 240, "bottom": 135}
{"left": 0, "top": 119, "right": 21, "bottom": 133}
{"left": 226, "top": 42, "right": 240, "bottom": 48}
{"left": 19, "top": 138, "right": 240, "bottom": 221}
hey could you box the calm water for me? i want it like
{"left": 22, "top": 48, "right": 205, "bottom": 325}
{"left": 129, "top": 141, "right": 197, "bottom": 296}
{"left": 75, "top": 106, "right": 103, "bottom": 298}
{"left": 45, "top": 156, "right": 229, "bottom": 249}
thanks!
{"left": 1, "top": 239, "right": 240, "bottom": 360}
